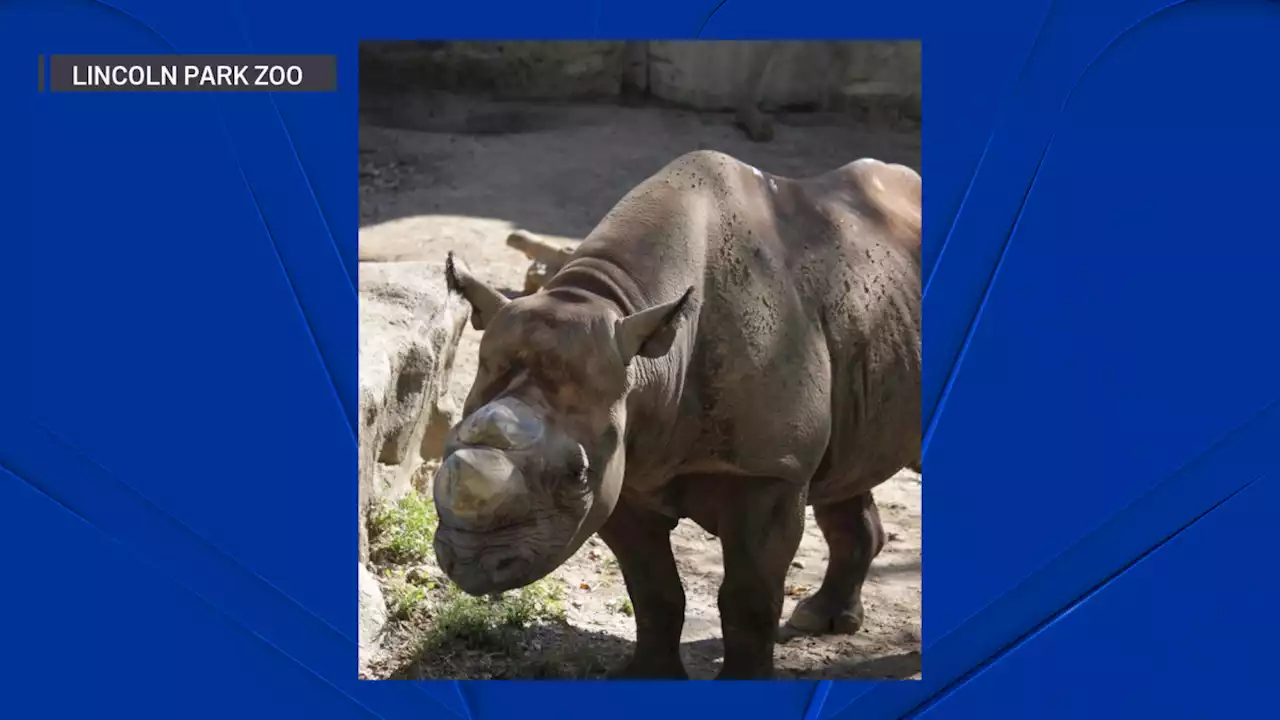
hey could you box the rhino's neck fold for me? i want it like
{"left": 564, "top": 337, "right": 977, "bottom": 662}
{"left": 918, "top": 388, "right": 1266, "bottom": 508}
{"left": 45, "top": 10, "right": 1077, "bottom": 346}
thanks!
{"left": 547, "top": 254, "right": 696, "bottom": 480}
{"left": 543, "top": 256, "right": 646, "bottom": 318}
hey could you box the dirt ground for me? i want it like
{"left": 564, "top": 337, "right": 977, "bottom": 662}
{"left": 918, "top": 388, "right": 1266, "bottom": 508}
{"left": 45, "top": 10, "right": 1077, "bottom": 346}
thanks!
{"left": 359, "top": 95, "right": 923, "bottom": 681}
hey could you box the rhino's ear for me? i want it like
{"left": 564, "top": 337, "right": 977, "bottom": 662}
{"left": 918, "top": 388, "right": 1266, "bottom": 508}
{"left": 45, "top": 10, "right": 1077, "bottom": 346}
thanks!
{"left": 446, "top": 252, "right": 509, "bottom": 331}
{"left": 616, "top": 286, "right": 694, "bottom": 364}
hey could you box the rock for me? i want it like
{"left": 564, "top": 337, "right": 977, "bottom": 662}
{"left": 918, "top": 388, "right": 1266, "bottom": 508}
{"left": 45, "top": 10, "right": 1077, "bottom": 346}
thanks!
{"left": 358, "top": 41, "right": 919, "bottom": 118}
{"left": 358, "top": 563, "right": 388, "bottom": 669}
{"left": 646, "top": 41, "right": 920, "bottom": 117}
{"left": 358, "top": 214, "right": 515, "bottom": 264}
{"left": 360, "top": 41, "right": 626, "bottom": 101}
{"left": 833, "top": 43, "right": 922, "bottom": 121}
{"left": 359, "top": 261, "right": 468, "bottom": 562}
{"left": 647, "top": 42, "right": 825, "bottom": 111}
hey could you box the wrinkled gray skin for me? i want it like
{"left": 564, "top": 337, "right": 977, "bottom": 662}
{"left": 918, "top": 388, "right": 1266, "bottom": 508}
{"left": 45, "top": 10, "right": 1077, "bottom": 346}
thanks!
{"left": 435, "top": 150, "right": 921, "bottom": 680}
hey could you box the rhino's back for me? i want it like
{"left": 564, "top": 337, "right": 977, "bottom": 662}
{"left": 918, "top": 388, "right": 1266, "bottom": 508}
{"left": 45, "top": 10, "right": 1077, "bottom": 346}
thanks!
{"left": 668, "top": 152, "right": 921, "bottom": 496}
{"left": 567, "top": 151, "right": 921, "bottom": 500}
{"left": 796, "top": 160, "right": 922, "bottom": 501}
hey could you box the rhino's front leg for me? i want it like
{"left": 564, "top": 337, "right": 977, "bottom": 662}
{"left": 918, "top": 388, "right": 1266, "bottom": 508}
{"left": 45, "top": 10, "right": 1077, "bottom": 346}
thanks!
{"left": 598, "top": 499, "right": 688, "bottom": 680}
{"left": 716, "top": 477, "right": 807, "bottom": 679}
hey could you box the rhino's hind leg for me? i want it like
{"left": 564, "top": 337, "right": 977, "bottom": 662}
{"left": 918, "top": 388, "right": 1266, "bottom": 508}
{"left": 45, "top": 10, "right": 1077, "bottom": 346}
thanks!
{"left": 598, "top": 500, "right": 689, "bottom": 680}
{"left": 734, "top": 43, "right": 780, "bottom": 142}
{"left": 787, "top": 491, "right": 885, "bottom": 635}
{"left": 715, "top": 477, "right": 807, "bottom": 679}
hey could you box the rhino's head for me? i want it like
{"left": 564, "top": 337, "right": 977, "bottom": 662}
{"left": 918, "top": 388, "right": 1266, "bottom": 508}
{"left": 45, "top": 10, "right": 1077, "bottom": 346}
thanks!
{"left": 433, "top": 253, "right": 691, "bottom": 595}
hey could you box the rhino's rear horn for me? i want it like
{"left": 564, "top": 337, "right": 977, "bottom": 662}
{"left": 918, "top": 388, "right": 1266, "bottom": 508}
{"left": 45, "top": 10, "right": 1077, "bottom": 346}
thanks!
{"left": 616, "top": 286, "right": 695, "bottom": 363}
{"left": 446, "top": 252, "right": 510, "bottom": 331}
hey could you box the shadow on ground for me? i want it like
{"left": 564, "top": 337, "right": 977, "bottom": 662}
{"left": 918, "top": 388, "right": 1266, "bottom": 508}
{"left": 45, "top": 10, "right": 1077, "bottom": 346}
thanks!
{"left": 357, "top": 91, "right": 921, "bottom": 245}
{"left": 388, "top": 619, "right": 921, "bottom": 681}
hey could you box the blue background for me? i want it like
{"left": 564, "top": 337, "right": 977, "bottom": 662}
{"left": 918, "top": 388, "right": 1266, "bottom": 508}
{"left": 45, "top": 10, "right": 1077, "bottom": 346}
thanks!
{"left": 2, "top": 0, "right": 1277, "bottom": 718}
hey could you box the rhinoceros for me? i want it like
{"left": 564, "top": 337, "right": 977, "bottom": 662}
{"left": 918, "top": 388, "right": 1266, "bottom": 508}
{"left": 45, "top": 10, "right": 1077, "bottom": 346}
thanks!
{"left": 435, "top": 150, "right": 921, "bottom": 679}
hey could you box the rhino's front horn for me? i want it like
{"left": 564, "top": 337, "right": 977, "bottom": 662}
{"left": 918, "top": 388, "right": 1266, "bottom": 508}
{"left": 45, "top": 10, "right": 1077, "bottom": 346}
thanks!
{"left": 434, "top": 447, "right": 529, "bottom": 525}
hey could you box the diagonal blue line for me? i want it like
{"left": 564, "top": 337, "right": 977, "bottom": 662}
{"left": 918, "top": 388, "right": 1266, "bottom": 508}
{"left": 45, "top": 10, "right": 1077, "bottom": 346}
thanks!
{"left": 52, "top": 11, "right": 450, "bottom": 716}
{"left": 92, "top": 0, "right": 356, "bottom": 444}
{"left": 264, "top": 89, "right": 356, "bottom": 293}
{"left": 898, "top": 479, "right": 1257, "bottom": 719}
{"left": 923, "top": 137, "right": 1052, "bottom": 450}
{"left": 453, "top": 682, "right": 475, "bottom": 720}
{"left": 10, "top": 415, "right": 468, "bottom": 719}
{"left": 72, "top": 3, "right": 357, "bottom": 642}
{"left": 226, "top": 0, "right": 356, "bottom": 295}
{"left": 803, "top": 680, "right": 833, "bottom": 720}
{"left": 0, "top": 458, "right": 386, "bottom": 720}
{"left": 696, "top": 0, "right": 732, "bottom": 38}
{"left": 37, "top": 420, "right": 356, "bottom": 644}
{"left": 921, "top": 0, "right": 1058, "bottom": 291}
{"left": 830, "top": 389, "right": 1280, "bottom": 719}
{"left": 220, "top": 127, "right": 357, "bottom": 441}
{"left": 924, "top": 0, "right": 1189, "bottom": 432}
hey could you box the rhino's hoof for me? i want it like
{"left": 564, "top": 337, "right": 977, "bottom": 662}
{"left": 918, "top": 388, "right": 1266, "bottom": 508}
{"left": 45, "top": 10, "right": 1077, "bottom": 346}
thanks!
{"left": 735, "top": 108, "right": 775, "bottom": 143}
{"left": 787, "top": 595, "right": 865, "bottom": 636}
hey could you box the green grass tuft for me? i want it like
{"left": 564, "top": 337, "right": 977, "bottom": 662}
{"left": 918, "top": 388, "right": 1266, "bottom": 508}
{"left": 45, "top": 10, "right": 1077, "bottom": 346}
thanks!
{"left": 369, "top": 488, "right": 575, "bottom": 671}
{"left": 423, "top": 581, "right": 567, "bottom": 653}
{"left": 386, "top": 582, "right": 430, "bottom": 621}
{"left": 369, "top": 492, "right": 437, "bottom": 566}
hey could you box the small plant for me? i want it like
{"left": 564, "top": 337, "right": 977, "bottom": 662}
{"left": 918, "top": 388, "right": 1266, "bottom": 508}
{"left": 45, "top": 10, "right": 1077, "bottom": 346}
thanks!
{"left": 422, "top": 580, "right": 567, "bottom": 653}
{"left": 369, "top": 492, "right": 438, "bottom": 566}
{"left": 612, "top": 598, "right": 634, "bottom": 617}
{"left": 386, "top": 581, "right": 430, "bottom": 621}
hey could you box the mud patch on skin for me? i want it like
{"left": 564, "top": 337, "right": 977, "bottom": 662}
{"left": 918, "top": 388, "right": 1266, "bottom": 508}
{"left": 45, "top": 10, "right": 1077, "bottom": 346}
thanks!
{"left": 361, "top": 101, "right": 921, "bottom": 680}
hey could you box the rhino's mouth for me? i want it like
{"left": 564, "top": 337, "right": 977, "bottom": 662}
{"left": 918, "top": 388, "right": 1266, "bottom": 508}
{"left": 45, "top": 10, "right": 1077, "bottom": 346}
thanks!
{"left": 433, "top": 513, "right": 567, "bottom": 595}
{"left": 430, "top": 395, "right": 602, "bottom": 595}
{"left": 435, "top": 516, "right": 535, "bottom": 537}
